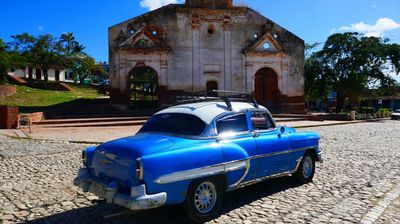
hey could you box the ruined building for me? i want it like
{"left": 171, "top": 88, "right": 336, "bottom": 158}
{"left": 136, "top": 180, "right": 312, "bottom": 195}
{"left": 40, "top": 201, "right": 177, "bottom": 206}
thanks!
{"left": 109, "top": 0, "right": 305, "bottom": 113}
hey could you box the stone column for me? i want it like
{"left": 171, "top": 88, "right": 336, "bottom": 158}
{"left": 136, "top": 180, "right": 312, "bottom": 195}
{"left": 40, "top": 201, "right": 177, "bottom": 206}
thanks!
{"left": 192, "top": 18, "right": 201, "bottom": 92}
{"left": 223, "top": 29, "right": 232, "bottom": 91}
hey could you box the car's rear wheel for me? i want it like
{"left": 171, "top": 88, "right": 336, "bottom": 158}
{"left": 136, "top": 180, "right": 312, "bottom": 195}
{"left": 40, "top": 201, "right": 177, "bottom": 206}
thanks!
{"left": 184, "top": 178, "right": 223, "bottom": 223}
{"left": 293, "top": 153, "right": 316, "bottom": 184}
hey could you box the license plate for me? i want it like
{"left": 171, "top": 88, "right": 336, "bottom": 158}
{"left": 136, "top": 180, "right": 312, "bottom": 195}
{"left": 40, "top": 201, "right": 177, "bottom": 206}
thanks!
{"left": 90, "top": 182, "right": 106, "bottom": 198}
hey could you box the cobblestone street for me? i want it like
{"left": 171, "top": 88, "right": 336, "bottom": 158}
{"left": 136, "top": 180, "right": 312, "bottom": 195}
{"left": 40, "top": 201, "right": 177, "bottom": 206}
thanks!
{"left": 1, "top": 121, "right": 400, "bottom": 223}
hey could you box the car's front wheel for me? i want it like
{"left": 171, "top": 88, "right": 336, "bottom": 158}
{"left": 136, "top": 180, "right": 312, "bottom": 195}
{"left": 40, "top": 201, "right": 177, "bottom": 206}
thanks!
{"left": 184, "top": 178, "right": 223, "bottom": 223}
{"left": 293, "top": 153, "right": 316, "bottom": 184}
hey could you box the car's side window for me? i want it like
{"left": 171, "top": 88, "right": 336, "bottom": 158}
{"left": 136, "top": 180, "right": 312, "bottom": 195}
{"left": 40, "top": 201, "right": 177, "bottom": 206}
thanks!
{"left": 216, "top": 114, "right": 248, "bottom": 134}
{"left": 251, "top": 112, "right": 275, "bottom": 131}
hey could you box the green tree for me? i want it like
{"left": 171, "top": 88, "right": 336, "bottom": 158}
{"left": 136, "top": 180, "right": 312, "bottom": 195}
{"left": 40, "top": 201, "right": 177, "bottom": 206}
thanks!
{"left": 11, "top": 33, "right": 62, "bottom": 82}
{"left": 387, "top": 43, "right": 400, "bottom": 75}
{"left": 0, "top": 39, "right": 9, "bottom": 83}
{"left": 59, "top": 32, "right": 89, "bottom": 83}
{"left": 0, "top": 38, "right": 26, "bottom": 84}
{"left": 72, "top": 56, "right": 106, "bottom": 84}
{"left": 59, "top": 32, "right": 85, "bottom": 55}
{"left": 305, "top": 32, "right": 397, "bottom": 112}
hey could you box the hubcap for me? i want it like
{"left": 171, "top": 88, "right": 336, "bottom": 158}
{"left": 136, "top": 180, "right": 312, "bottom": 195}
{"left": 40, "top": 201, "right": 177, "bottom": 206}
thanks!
{"left": 194, "top": 182, "right": 217, "bottom": 214}
{"left": 302, "top": 156, "right": 314, "bottom": 179}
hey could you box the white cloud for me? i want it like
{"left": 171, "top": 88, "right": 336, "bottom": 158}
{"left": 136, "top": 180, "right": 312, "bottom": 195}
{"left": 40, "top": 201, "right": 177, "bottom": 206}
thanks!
{"left": 329, "top": 28, "right": 337, "bottom": 35}
{"left": 339, "top": 18, "right": 400, "bottom": 37}
{"left": 140, "top": 0, "right": 182, "bottom": 11}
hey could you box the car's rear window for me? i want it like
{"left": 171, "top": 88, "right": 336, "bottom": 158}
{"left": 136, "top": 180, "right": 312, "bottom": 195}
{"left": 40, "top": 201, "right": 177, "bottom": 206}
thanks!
{"left": 139, "top": 113, "right": 207, "bottom": 136}
{"left": 216, "top": 113, "right": 248, "bottom": 134}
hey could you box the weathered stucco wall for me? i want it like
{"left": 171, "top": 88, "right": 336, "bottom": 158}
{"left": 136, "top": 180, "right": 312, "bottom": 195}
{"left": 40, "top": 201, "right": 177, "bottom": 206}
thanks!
{"left": 109, "top": 1, "right": 305, "bottom": 113}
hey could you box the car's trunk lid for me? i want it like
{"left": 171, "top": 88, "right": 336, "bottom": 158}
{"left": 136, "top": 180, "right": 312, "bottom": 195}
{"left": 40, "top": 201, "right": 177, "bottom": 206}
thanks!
{"left": 90, "top": 134, "right": 175, "bottom": 188}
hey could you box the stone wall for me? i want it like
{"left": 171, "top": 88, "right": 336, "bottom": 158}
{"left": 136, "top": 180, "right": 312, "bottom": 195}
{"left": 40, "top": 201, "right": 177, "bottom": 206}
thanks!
{"left": 0, "top": 85, "right": 17, "bottom": 97}
{"left": 185, "top": 0, "right": 233, "bottom": 9}
{"left": 0, "top": 106, "right": 19, "bottom": 129}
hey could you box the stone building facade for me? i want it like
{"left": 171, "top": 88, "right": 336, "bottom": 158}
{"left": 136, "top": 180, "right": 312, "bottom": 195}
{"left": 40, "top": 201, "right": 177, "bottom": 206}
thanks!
{"left": 109, "top": 0, "right": 305, "bottom": 113}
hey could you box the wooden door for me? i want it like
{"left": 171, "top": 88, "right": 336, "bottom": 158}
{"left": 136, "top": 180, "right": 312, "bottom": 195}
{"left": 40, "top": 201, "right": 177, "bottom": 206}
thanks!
{"left": 254, "top": 68, "right": 279, "bottom": 111}
{"left": 28, "top": 68, "right": 33, "bottom": 79}
{"left": 206, "top": 81, "right": 218, "bottom": 96}
{"left": 55, "top": 70, "right": 60, "bottom": 81}
{"left": 35, "top": 69, "right": 42, "bottom": 80}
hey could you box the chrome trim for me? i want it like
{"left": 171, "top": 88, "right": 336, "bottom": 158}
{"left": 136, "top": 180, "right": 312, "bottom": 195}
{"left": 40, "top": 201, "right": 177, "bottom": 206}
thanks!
{"left": 249, "top": 146, "right": 317, "bottom": 160}
{"left": 294, "top": 156, "right": 304, "bottom": 172}
{"left": 74, "top": 169, "right": 166, "bottom": 211}
{"left": 227, "top": 159, "right": 250, "bottom": 191}
{"left": 317, "top": 151, "right": 323, "bottom": 163}
{"left": 154, "top": 159, "right": 248, "bottom": 184}
{"left": 237, "top": 171, "right": 293, "bottom": 189}
{"left": 154, "top": 146, "right": 318, "bottom": 185}
{"left": 137, "top": 158, "right": 144, "bottom": 181}
{"left": 235, "top": 156, "right": 304, "bottom": 190}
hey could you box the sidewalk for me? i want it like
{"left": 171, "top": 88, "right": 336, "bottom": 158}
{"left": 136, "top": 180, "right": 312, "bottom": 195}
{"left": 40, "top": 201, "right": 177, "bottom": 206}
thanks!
{"left": 0, "top": 119, "right": 368, "bottom": 144}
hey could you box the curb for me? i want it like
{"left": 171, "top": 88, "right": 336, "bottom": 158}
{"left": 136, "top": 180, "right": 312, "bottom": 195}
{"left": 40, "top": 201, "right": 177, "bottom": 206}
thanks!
{"left": 294, "top": 120, "right": 367, "bottom": 129}
{"left": 360, "top": 183, "right": 400, "bottom": 224}
{"left": 0, "top": 133, "right": 103, "bottom": 145}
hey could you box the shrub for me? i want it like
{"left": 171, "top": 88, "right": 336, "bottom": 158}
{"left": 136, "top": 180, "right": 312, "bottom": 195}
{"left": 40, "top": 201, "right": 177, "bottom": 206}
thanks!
{"left": 361, "top": 107, "right": 375, "bottom": 114}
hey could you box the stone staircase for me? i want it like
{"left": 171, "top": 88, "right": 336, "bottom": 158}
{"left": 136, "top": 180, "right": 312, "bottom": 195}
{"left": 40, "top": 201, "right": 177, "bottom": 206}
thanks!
{"left": 6, "top": 74, "right": 27, "bottom": 85}
{"left": 33, "top": 116, "right": 150, "bottom": 128}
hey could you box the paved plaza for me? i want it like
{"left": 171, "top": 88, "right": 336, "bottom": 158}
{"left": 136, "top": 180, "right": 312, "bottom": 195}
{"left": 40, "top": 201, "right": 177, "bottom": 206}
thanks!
{"left": 0, "top": 121, "right": 399, "bottom": 223}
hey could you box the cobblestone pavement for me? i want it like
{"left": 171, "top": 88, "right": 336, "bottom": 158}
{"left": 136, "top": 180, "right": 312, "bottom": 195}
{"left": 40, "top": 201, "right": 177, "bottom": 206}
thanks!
{"left": 0, "top": 120, "right": 399, "bottom": 223}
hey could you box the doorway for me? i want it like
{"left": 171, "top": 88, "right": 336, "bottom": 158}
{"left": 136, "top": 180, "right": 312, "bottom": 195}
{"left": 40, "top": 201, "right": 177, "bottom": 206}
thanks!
{"left": 254, "top": 67, "right": 280, "bottom": 111}
{"left": 128, "top": 66, "right": 159, "bottom": 108}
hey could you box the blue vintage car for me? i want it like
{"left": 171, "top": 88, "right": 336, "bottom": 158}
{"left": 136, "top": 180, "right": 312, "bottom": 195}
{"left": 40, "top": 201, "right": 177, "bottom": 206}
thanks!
{"left": 74, "top": 94, "right": 322, "bottom": 222}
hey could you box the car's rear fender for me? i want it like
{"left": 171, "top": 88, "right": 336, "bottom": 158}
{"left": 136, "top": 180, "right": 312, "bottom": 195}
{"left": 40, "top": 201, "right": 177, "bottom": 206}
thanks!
{"left": 287, "top": 131, "right": 321, "bottom": 170}
{"left": 141, "top": 139, "right": 224, "bottom": 204}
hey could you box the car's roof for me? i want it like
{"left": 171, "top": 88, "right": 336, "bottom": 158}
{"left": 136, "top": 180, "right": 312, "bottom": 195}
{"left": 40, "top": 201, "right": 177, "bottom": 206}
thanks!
{"left": 156, "top": 101, "right": 268, "bottom": 124}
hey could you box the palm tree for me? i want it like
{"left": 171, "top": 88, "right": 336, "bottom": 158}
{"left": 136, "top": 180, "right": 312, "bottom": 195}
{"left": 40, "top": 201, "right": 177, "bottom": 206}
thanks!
{"left": 60, "top": 32, "right": 79, "bottom": 55}
{"left": 73, "top": 44, "right": 86, "bottom": 54}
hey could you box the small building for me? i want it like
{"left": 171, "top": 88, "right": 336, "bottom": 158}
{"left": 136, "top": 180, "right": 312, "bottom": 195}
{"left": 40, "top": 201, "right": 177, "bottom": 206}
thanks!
{"left": 109, "top": 0, "right": 305, "bottom": 113}
{"left": 8, "top": 67, "right": 72, "bottom": 82}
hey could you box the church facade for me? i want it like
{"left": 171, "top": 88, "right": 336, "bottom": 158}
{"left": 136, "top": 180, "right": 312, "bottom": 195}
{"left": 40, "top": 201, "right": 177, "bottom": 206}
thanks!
{"left": 109, "top": 0, "right": 305, "bottom": 113}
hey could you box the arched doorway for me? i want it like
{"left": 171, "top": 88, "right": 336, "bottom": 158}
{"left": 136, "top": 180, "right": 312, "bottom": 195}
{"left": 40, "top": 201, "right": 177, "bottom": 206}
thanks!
{"left": 128, "top": 66, "right": 159, "bottom": 108}
{"left": 254, "top": 67, "right": 280, "bottom": 111}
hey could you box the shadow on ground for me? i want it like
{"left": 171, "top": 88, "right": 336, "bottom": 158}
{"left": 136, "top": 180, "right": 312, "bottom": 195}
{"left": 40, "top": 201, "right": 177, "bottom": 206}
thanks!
{"left": 19, "top": 99, "right": 161, "bottom": 119}
{"left": 31, "top": 177, "right": 303, "bottom": 224}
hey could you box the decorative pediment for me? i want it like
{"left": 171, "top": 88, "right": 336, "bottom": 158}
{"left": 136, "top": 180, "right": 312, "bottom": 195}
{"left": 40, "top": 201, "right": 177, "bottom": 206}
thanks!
{"left": 244, "top": 32, "right": 283, "bottom": 54}
{"left": 119, "top": 28, "right": 162, "bottom": 48}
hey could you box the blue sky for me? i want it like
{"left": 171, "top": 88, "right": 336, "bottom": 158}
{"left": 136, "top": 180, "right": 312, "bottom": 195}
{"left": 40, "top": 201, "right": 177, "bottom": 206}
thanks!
{"left": 1, "top": 0, "right": 399, "bottom": 63}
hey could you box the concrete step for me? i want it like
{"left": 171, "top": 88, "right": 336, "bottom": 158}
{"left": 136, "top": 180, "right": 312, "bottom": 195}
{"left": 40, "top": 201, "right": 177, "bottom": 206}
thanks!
{"left": 274, "top": 117, "right": 308, "bottom": 122}
{"left": 7, "top": 74, "right": 27, "bottom": 84}
{"left": 36, "top": 120, "right": 148, "bottom": 128}
{"left": 33, "top": 117, "right": 150, "bottom": 125}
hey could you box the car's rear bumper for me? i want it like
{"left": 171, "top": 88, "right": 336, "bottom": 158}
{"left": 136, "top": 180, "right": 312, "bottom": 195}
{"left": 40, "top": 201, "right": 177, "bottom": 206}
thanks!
{"left": 73, "top": 168, "right": 167, "bottom": 210}
{"left": 317, "top": 151, "right": 323, "bottom": 163}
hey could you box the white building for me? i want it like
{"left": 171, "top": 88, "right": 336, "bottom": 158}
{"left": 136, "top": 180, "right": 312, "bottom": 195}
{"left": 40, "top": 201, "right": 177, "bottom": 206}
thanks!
{"left": 8, "top": 67, "right": 74, "bottom": 82}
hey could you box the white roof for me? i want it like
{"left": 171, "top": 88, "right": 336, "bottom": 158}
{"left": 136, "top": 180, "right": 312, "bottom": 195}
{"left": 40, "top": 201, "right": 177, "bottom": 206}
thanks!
{"left": 156, "top": 101, "right": 267, "bottom": 124}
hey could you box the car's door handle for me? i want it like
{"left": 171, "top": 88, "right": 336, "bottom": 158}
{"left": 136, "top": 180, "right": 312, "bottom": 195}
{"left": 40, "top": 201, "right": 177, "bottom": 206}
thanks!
{"left": 216, "top": 137, "right": 222, "bottom": 143}
{"left": 252, "top": 132, "right": 260, "bottom": 138}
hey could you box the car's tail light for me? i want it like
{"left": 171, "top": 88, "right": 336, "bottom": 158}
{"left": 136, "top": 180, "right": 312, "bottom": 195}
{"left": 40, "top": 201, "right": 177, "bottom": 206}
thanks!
{"left": 136, "top": 158, "right": 144, "bottom": 181}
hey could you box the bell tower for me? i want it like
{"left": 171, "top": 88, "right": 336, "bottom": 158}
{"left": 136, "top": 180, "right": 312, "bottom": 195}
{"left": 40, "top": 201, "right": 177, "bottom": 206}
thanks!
{"left": 185, "top": 0, "right": 233, "bottom": 9}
